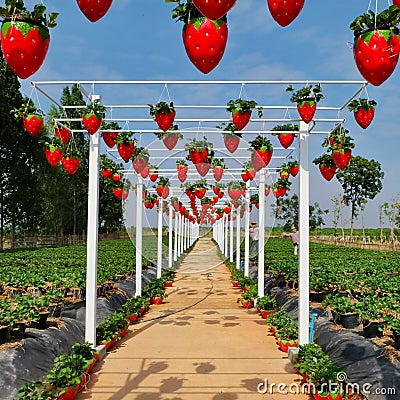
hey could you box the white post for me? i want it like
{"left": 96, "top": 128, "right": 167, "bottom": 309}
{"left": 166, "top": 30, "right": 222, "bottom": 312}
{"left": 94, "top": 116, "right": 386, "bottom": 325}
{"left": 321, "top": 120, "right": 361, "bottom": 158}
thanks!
{"left": 230, "top": 212, "right": 234, "bottom": 262}
{"left": 174, "top": 212, "right": 178, "bottom": 261}
{"left": 244, "top": 181, "right": 250, "bottom": 277}
{"left": 180, "top": 215, "right": 184, "bottom": 253}
{"left": 177, "top": 213, "right": 181, "bottom": 257}
{"left": 168, "top": 205, "right": 173, "bottom": 269}
{"left": 219, "top": 218, "right": 224, "bottom": 251}
{"left": 258, "top": 169, "right": 266, "bottom": 298}
{"left": 135, "top": 177, "right": 143, "bottom": 296}
{"left": 84, "top": 95, "right": 100, "bottom": 347}
{"left": 157, "top": 204, "right": 163, "bottom": 278}
{"left": 236, "top": 209, "right": 241, "bottom": 270}
{"left": 299, "top": 121, "right": 310, "bottom": 345}
{"left": 224, "top": 214, "right": 228, "bottom": 256}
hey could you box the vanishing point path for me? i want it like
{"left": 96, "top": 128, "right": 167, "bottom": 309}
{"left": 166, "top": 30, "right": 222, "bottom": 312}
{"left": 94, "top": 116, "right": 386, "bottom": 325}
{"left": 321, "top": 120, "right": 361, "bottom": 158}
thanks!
{"left": 78, "top": 238, "right": 310, "bottom": 400}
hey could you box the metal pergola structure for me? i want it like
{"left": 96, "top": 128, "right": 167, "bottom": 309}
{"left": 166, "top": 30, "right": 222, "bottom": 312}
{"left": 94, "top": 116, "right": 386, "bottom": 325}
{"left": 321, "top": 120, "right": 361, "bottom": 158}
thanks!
{"left": 31, "top": 79, "right": 368, "bottom": 348}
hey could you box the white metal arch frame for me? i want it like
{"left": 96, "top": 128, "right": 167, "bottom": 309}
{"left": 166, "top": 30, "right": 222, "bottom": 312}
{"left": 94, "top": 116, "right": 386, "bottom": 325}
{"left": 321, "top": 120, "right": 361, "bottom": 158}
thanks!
{"left": 31, "top": 79, "right": 367, "bottom": 347}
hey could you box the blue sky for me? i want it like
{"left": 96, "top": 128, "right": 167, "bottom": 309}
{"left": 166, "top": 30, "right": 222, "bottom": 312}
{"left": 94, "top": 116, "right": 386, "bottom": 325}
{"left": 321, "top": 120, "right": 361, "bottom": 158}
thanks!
{"left": 18, "top": 0, "right": 400, "bottom": 229}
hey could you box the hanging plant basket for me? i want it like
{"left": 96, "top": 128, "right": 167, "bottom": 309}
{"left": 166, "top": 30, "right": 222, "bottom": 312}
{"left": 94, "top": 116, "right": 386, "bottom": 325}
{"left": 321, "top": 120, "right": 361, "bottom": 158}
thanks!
{"left": 347, "top": 98, "right": 377, "bottom": 129}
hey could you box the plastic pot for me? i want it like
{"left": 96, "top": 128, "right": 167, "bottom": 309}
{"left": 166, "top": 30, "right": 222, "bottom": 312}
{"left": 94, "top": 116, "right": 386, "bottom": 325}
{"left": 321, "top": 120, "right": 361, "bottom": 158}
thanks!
{"left": 339, "top": 313, "right": 360, "bottom": 329}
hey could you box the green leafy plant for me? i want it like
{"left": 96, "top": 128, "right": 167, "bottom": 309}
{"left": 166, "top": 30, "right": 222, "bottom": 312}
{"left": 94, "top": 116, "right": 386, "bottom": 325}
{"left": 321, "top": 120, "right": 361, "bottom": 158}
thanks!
{"left": 286, "top": 84, "right": 324, "bottom": 103}
{"left": 347, "top": 98, "right": 377, "bottom": 112}
{"left": 226, "top": 98, "right": 263, "bottom": 118}
{"left": 0, "top": 0, "right": 58, "bottom": 27}
{"left": 237, "top": 284, "right": 258, "bottom": 304}
{"left": 157, "top": 176, "right": 170, "bottom": 187}
{"left": 81, "top": 99, "right": 107, "bottom": 117}
{"left": 212, "top": 158, "right": 226, "bottom": 168}
{"left": 248, "top": 135, "right": 273, "bottom": 152}
{"left": 217, "top": 121, "right": 243, "bottom": 137}
{"left": 256, "top": 295, "right": 277, "bottom": 311}
{"left": 11, "top": 97, "right": 43, "bottom": 119}
{"left": 312, "top": 154, "right": 336, "bottom": 168}
{"left": 322, "top": 293, "right": 356, "bottom": 314}
{"left": 149, "top": 101, "right": 175, "bottom": 118}
{"left": 271, "top": 123, "right": 299, "bottom": 133}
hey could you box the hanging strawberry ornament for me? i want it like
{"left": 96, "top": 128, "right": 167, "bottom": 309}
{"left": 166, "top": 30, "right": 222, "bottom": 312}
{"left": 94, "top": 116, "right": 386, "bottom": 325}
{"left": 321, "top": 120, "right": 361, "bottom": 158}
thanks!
{"left": 149, "top": 101, "right": 176, "bottom": 132}
{"left": 82, "top": 99, "right": 106, "bottom": 135}
{"left": 42, "top": 138, "right": 64, "bottom": 167}
{"left": 218, "top": 122, "right": 242, "bottom": 153}
{"left": 249, "top": 135, "right": 273, "bottom": 171}
{"left": 168, "top": 1, "right": 228, "bottom": 74}
{"left": 212, "top": 158, "right": 225, "bottom": 182}
{"left": 287, "top": 161, "right": 299, "bottom": 177}
{"left": 0, "top": 3, "right": 58, "bottom": 79}
{"left": 176, "top": 160, "right": 189, "bottom": 183}
{"left": 350, "top": 6, "right": 400, "bottom": 86}
{"left": 11, "top": 98, "right": 44, "bottom": 137}
{"left": 286, "top": 84, "right": 324, "bottom": 124}
{"left": 313, "top": 154, "right": 337, "bottom": 181}
{"left": 267, "top": 0, "right": 305, "bottom": 27}
{"left": 132, "top": 147, "right": 150, "bottom": 174}
{"left": 149, "top": 166, "right": 159, "bottom": 182}
{"left": 227, "top": 182, "right": 242, "bottom": 200}
{"left": 347, "top": 98, "right": 377, "bottom": 129}
{"left": 395, "top": 0, "right": 400, "bottom": 7}
{"left": 226, "top": 99, "right": 263, "bottom": 131}
{"left": 272, "top": 123, "right": 298, "bottom": 149}
{"left": 101, "top": 122, "right": 120, "bottom": 148}
{"left": 192, "top": 0, "right": 236, "bottom": 20}
{"left": 62, "top": 150, "right": 81, "bottom": 175}
{"left": 76, "top": 0, "right": 113, "bottom": 22}
{"left": 116, "top": 132, "right": 135, "bottom": 163}
{"left": 154, "top": 124, "right": 182, "bottom": 150}
{"left": 155, "top": 177, "right": 170, "bottom": 199}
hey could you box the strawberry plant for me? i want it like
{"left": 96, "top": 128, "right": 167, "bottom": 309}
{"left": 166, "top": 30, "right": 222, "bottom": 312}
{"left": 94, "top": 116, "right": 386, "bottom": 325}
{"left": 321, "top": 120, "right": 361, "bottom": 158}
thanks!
{"left": 185, "top": 136, "right": 214, "bottom": 165}
{"left": 40, "top": 137, "right": 64, "bottom": 167}
{"left": 226, "top": 98, "right": 263, "bottom": 131}
{"left": 149, "top": 101, "right": 176, "bottom": 132}
{"left": 11, "top": 97, "right": 44, "bottom": 137}
{"left": 272, "top": 178, "right": 291, "bottom": 198}
{"left": 286, "top": 84, "right": 324, "bottom": 123}
{"left": 287, "top": 160, "right": 299, "bottom": 177}
{"left": 322, "top": 126, "right": 355, "bottom": 170}
{"left": 166, "top": 0, "right": 228, "bottom": 74}
{"left": 81, "top": 99, "right": 107, "bottom": 134}
{"left": 0, "top": 0, "right": 58, "bottom": 79}
{"left": 347, "top": 98, "right": 377, "bottom": 129}
{"left": 350, "top": 5, "right": 400, "bottom": 86}
{"left": 249, "top": 135, "right": 273, "bottom": 170}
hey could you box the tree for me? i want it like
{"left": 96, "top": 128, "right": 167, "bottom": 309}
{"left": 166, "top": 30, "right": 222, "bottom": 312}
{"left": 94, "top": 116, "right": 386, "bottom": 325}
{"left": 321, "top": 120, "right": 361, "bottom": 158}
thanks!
{"left": 381, "top": 198, "right": 400, "bottom": 244}
{"left": 272, "top": 194, "right": 328, "bottom": 230}
{"left": 335, "top": 156, "right": 384, "bottom": 239}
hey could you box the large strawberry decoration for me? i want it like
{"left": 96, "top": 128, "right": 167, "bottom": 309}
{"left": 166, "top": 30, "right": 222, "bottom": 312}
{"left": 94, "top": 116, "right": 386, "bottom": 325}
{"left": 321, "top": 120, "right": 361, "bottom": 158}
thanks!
{"left": 287, "top": 161, "right": 299, "bottom": 177}
{"left": 82, "top": 99, "right": 106, "bottom": 135}
{"left": 347, "top": 98, "right": 377, "bottom": 129}
{"left": 192, "top": 0, "right": 236, "bottom": 20}
{"left": 228, "top": 183, "right": 242, "bottom": 200}
{"left": 155, "top": 177, "right": 170, "bottom": 199}
{"left": 102, "top": 131, "right": 118, "bottom": 148}
{"left": 55, "top": 127, "right": 72, "bottom": 145}
{"left": 113, "top": 187, "right": 123, "bottom": 199}
{"left": 140, "top": 166, "right": 150, "bottom": 179}
{"left": 322, "top": 126, "right": 354, "bottom": 171}
{"left": 286, "top": 84, "right": 324, "bottom": 124}
{"left": 223, "top": 132, "right": 241, "bottom": 153}
{"left": 212, "top": 158, "right": 225, "bottom": 182}
{"left": 350, "top": 7, "right": 400, "bottom": 86}
{"left": 102, "top": 168, "right": 113, "bottom": 179}
{"left": 23, "top": 114, "right": 43, "bottom": 137}
{"left": 332, "top": 150, "right": 352, "bottom": 170}
{"left": 272, "top": 123, "right": 298, "bottom": 149}
{"left": 226, "top": 99, "right": 262, "bottom": 131}
{"left": 150, "top": 102, "right": 176, "bottom": 132}
{"left": 313, "top": 154, "right": 337, "bottom": 181}
{"left": 116, "top": 132, "right": 135, "bottom": 163}
{"left": 249, "top": 135, "right": 273, "bottom": 171}
{"left": 76, "top": 0, "right": 113, "bottom": 22}
{"left": 278, "top": 133, "right": 295, "bottom": 149}
{"left": 195, "top": 162, "right": 211, "bottom": 177}
{"left": 62, "top": 154, "right": 80, "bottom": 175}
{"left": 44, "top": 141, "right": 64, "bottom": 167}
{"left": 267, "top": 0, "right": 305, "bottom": 27}
{"left": 132, "top": 147, "right": 149, "bottom": 174}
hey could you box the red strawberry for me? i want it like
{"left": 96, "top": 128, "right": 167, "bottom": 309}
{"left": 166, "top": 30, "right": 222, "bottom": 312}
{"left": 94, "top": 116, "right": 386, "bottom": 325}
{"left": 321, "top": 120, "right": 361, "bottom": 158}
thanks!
{"left": 182, "top": 17, "right": 228, "bottom": 74}
{"left": 217, "top": 191, "right": 224, "bottom": 199}
{"left": 133, "top": 157, "right": 148, "bottom": 174}
{"left": 149, "top": 173, "right": 158, "bottom": 182}
{"left": 213, "top": 166, "right": 224, "bottom": 182}
{"left": 232, "top": 110, "right": 251, "bottom": 131}
{"left": 82, "top": 114, "right": 102, "bottom": 134}
{"left": 212, "top": 196, "right": 219, "bottom": 204}
{"left": 319, "top": 164, "right": 336, "bottom": 181}
{"left": 156, "top": 112, "right": 175, "bottom": 132}
{"left": 192, "top": 0, "right": 236, "bottom": 19}
{"left": 224, "top": 205, "right": 232, "bottom": 214}
{"left": 178, "top": 173, "right": 187, "bottom": 183}
{"left": 113, "top": 188, "right": 123, "bottom": 199}
{"left": 172, "top": 201, "right": 180, "bottom": 212}
{"left": 144, "top": 200, "right": 155, "bottom": 209}
{"left": 267, "top": 0, "right": 305, "bottom": 27}
{"left": 280, "top": 171, "right": 289, "bottom": 179}
{"left": 62, "top": 156, "right": 80, "bottom": 175}
{"left": 354, "top": 107, "right": 374, "bottom": 129}
{"left": 297, "top": 101, "right": 316, "bottom": 123}
{"left": 241, "top": 172, "right": 249, "bottom": 182}
{"left": 278, "top": 133, "right": 295, "bottom": 149}
{"left": 112, "top": 173, "right": 122, "bottom": 182}
{"left": 223, "top": 133, "right": 240, "bottom": 153}
{"left": 55, "top": 127, "right": 72, "bottom": 145}
{"left": 213, "top": 186, "right": 220, "bottom": 195}
{"left": 195, "top": 188, "right": 206, "bottom": 199}
{"left": 228, "top": 188, "right": 241, "bottom": 200}
{"left": 332, "top": 150, "right": 351, "bottom": 170}
{"left": 121, "top": 190, "right": 129, "bottom": 201}
{"left": 157, "top": 186, "right": 170, "bottom": 199}
{"left": 246, "top": 168, "right": 256, "bottom": 181}
{"left": 163, "top": 132, "right": 179, "bottom": 150}
{"left": 140, "top": 167, "right": 150, "bottom": 179}
{"left": 0, "top": 21, "right": 50, "bottom": 79}
{"left": 265, "top": 187, "right": 270, "bottom": 197}
{"left": 177, "top": 165, "right": 189, "bottom": 174}
{"left": 353, "top": 30, "right": 400, "bottom": 86}
{"left": 102, "top": 131, "right": 118, "bottom": 148}
{"left": 189, "top": 148, "right": 208, "bottom": 164}
{"left": 395, "top": 0, "right": 400, "bottom": 6}
{"left": 288, "top": 165, "right": 299, "bottom": 177}
{"left": 251, "top": 148, "right": 272, "bottom": 171}
{"left": 195, "top": 162, "right": 211, "bottom": 177}
{"left": 117, "top": 142, "right": 134, "bottom": 163}
{"left": 45, "top": 146, "right": 64, "bottom": 167}
{"left": 102, "top": 168, "right": 113, "bottom": 179}
{"left": 76, "top": 0, "right": 113, "bottom": 22}
{"left": 23, "top": 114, "right": 43, "bottom": 137}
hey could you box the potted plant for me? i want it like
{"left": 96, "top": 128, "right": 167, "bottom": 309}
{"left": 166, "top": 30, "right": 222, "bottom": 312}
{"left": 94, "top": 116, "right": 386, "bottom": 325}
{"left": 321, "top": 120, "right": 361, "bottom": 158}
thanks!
{"left": 149, "top": 101, "right": 176, "bottom": 132}
{"left": 276, "top": 322, "right": 298, "bottom": 353}
{"left": 11, "top": 97, "right": 44, "bottom": 137}
{"left": 40, "top": 137, "right": 64, "bottom": 167}
{"left": 144, "top": 194, "right": 157, "bottom": 209}
{"left": 322, "top": 125, "right": 354, "bottom": 170}
{"left": 185, "top": 136, "right": 214, "bottom": 176}
{"left": 212, "top": 158, "right": 225, "bottom": 182}
{"left": 241, "top": 161, "right": 256, "bottom": 182}
{"left": 250, "top": 194, "right": 259, "bottom": 209}
{"left": 81, "top": 98, "right": 107, "bottom": 135}
{"left": 96, "top": 312, "right": 128, "bottom": 349}
{"left": 218, "top": 122, "right": 242, "bottom": 153}
{"left": 132, "top": 147, "right": 150, "bottom": 174}
{"left": 71, "top": 342, "right": 98, "bottom": 374}
{"left": 286, "top": 83, "right": 324, "bottom": 123}
{"left": 272, "top": 178, "right": 291, "bottom": 198}
{"left": 167, "top": 0, "right": 228, "bottom": 74}
{"left": 237, "top": 284, "right": 258, "bottom": 309}
{"left": 287, "top": 160, "right": 299, "bottom": 177}
{"left": 271, "top": 123, "right": 298, "bottom": 149}
{"left": 256, "top": 295, "right": 277, "bottom": 319}
{"left": 101, "top": 121, "right": 120, "bottom": 148}
{"left": 149, "top": 165, "right": 159, "bottom": 182}
{"left": 16, "top": 381, "right": 53, "bottom": 400}
{"left": 116, "top": 131, "right": 135, "bottom": 162}
{"left": 154, "top": 176, "right": 170, "bottom": 199}
{"left": 354, "top": 294, "right": 384, "bottom": 338}
{"left": 248, "top": 135, "right": 273, "bottom": 171}
{"left": 322, "top": 293, "right": 360, "bottom": 329}
{"left": 347, "top": 98, "right": 377, "bottom": 129}
{"left": 350, "top": 5, "right": 400, "bottom": 86}
{"left": 313, "top": 154, "right": 336, "bottom": 181}
{"left": 226, "top": 98, "right": 263, "bottom": 131}
{"left": 61, "top": 149, "right": 81, "bottom": 176}
{"left": 0, "top": 1, "right": 58, "bottom": 79}
{"left": 154, "top": 124, "right": 183, "bottom": 150}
